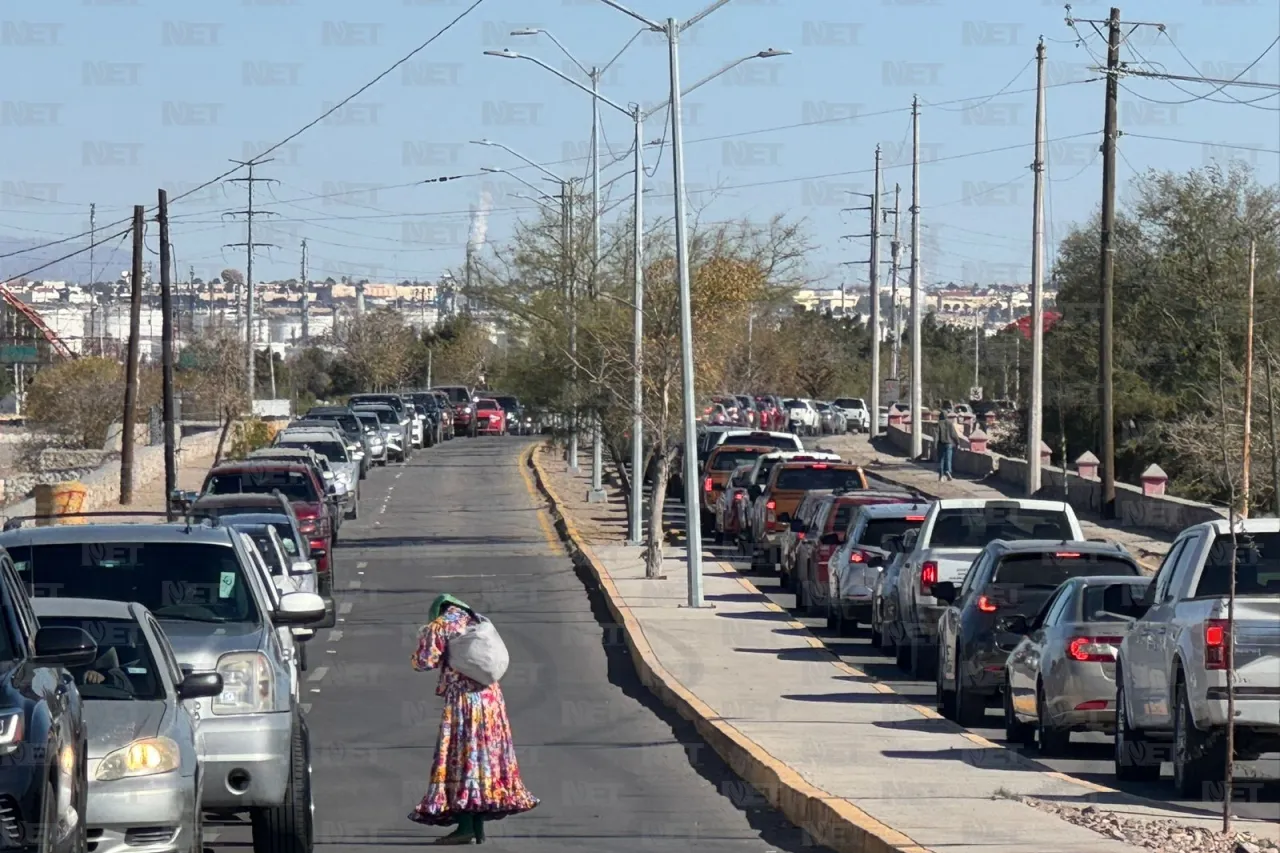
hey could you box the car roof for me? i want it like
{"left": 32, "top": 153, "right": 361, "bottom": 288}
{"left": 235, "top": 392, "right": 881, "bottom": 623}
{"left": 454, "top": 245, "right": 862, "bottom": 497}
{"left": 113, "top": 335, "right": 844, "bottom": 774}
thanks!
{"left": 210, "top": 461, "right": 312, "bottom": 473}
{"left": 217, "top": 512, "right": 293, "bottom": 526}
{"left": 778, "top": 459, "right": 860, "bottom": 469}
{"left": 192, "top": 494, "right": 284, "bottom": 508}
{"left": 31, "top": 597, "right": 139, "bottom": 621}
{"left": 710, "top": 444, "right": 776, "bottom": 455}
{"left": 1066, "top": 574, "right": 1153, "bottom": 587}
{"left": 986, "top": 539, "right": 1132, "bottom": 557}
{"left": 857, "top": 502, "right": 933, "bottom": 518}
{"left": 277, "top": 430, "right": 342, "bottom": 441}
{"left": 0, "top": 522, "right": 237, "bottom": 547}
{"left": 932, "top": 498, "right": 1080, "bottom": 511}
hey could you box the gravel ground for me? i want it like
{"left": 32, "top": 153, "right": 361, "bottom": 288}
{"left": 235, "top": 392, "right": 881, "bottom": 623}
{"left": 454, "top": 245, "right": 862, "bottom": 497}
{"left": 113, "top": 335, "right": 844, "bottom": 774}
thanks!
{"left": 1010, "top": 795, "right": 1279, "bottom": 853}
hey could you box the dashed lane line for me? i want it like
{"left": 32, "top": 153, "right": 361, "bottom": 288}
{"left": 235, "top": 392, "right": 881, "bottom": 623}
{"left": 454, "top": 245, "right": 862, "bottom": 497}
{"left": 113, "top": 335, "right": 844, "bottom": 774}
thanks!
{"left": 349, "top": 580, "right": 362, "bottom": 589}
{"left": 307, "top": 666, "right": 328, "bottom": 682}
{"left": 338, "top": 602, "right": 353, "bottom": 615}
{"left": 356, "top": 561, "right": 367, "bottom": 569}
{"left": 327, "top": 630, "right": 343, "bottom": 642}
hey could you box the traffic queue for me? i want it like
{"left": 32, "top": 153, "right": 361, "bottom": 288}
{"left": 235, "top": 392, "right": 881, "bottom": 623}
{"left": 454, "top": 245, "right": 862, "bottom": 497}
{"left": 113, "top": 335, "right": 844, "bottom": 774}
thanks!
{"left": 693, "top": 424, "right": 1280, "bottom": 799}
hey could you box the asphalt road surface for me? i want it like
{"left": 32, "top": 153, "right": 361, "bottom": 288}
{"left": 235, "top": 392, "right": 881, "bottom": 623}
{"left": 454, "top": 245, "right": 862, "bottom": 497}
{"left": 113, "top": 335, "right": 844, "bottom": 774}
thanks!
{"left": 208, "top": 436, "right": 826, "bottom": 852}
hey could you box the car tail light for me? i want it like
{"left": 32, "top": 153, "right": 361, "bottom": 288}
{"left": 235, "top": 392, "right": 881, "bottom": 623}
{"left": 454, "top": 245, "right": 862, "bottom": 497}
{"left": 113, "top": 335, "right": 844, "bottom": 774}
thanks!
{"left": 977, "top": 595, "right": 998, "bottom": 613}
{"left": 811, "top": 463, "right": 828, "bottom": 469}
{"left": 704, "top": 477, "right": 713, "bottom": 493}
{"left": 1068, "top": 636, "right": 1123, "bottom": 662}
{"left": 849, "top": 549, "right": 866, "bottom": 563}
{"left": 1075, "top": 700, "right": 1108, "bottom": 711}
{"left": 1204, "top": 619, "right": 1230, "bottom": 670}
{"left": 765, "top": 500, "right": 776, "bottom": 511}
{"left": 905, "top": 515, "right": 925, "bottom": 522}
{"left": 734, "top": 492, "right": 745, "bottom": 502}
{"left": 920, "top": 561, "right": 937, "bottom": 593}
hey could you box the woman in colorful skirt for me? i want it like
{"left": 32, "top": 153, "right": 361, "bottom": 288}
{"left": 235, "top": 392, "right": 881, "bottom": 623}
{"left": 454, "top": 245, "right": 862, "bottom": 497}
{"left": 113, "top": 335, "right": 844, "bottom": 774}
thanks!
{"left": 409, "top": 594, "right": 539, "bottom": 844}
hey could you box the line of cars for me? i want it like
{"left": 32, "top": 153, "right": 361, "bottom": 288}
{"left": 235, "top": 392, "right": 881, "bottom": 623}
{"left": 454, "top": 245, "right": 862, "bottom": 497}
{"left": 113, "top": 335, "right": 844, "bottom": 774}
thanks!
{"left": 699, "top": 394, "right": 872, "bottom": 436}
{"left": 699, "top": 445, "right": 1280, "bottom": 797}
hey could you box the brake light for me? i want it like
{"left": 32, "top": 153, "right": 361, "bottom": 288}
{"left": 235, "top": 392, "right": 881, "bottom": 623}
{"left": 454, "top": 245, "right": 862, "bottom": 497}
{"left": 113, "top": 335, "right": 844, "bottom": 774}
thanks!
{"left": 734, "top": 493, "right": 745, "bottom": 502}
{"left": 811, "top": 464, "right": 828, "bottom": 469}
{"left": 977, "top": 595, "right": 998, "bottom": 613}
{"left": 1055, "top": 552, "right": 1082, "bottom": 558}
{"left": 849, "top": 549, "right": 866, "bottom": 563}
{"left": 796, "top": 532, "right": 805, "bottom": 540}
{"left": 1075, "top": 700, "right": 1108, "bottom": 711}
{"left": 905, "top": 515, "right": 925, "bottom": 522}
{"left": 920, "top": 561, "right": 938, "bottom": 593}
{"left": 704, "top": 477, "right": 713, "bottom": 493}
{"left": 1068, "top": 636, "right": 1123, "bottom": 663}
{"left": 1204, "top": 619, "right": 1230, "bottom": 670}
{"left": 766, "top": 500, "right": 776, "bottom": 510}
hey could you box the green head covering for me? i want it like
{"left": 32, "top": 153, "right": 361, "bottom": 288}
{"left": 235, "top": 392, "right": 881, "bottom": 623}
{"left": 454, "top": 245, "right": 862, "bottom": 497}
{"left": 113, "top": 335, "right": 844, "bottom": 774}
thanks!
{"left": 429, "top": 594, "right": 470, "bottom": 623}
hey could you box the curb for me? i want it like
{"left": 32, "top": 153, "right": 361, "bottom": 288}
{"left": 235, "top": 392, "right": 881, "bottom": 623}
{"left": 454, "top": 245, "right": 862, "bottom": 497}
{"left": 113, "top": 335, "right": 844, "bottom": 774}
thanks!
{"left": 526, "top": 444, "right": 931, "bottom": 853}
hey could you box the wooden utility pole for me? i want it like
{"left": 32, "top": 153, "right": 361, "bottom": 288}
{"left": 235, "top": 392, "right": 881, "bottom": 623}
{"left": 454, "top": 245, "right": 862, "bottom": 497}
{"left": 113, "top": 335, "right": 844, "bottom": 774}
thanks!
{"left": 1097, "top": 7, "right": 1122, "bottom": 518}
{"left": 300, "top": 238, "right": 310, "bottom": 345}
{"left": 1268, "top": 349, "right": 1279, "bottom": 516}
{"left": 158, "top": 191, "right": 177, "bottom": 520}
{"left": 1242, "top": 240, "right": 1256, "bottom": 517}
{"left": 120, "top": 205, "right": 144, "bottom": 505}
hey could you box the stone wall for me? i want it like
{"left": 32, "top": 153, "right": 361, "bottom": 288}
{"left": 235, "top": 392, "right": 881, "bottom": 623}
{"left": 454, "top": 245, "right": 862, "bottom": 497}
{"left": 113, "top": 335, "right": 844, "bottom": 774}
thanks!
{"left": 881, "top": 423, "right": 1225, "bottom": 536}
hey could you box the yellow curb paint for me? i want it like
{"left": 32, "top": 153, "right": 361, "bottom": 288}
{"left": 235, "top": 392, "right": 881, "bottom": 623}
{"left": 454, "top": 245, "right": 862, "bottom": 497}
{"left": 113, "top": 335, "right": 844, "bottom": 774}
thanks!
{"left": 518, "top": 445, "right": 565, "bottom": 555}
{"left": 530, "top": 450, "right": 932, "bottom": 853}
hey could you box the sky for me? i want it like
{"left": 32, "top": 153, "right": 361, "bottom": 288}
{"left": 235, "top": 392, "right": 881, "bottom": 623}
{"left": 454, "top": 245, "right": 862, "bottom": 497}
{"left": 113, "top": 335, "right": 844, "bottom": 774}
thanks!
{"left": 1, "top": 0, "right": 1277, "bottom": 291}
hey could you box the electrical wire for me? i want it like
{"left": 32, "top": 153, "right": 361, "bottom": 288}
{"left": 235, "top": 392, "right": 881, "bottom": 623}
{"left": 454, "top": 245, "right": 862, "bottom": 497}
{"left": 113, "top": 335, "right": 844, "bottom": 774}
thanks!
{"left": 1121, "top": 35, "right": 1279, "bottom": 109}
{"left": 921, "top": 58, "right": 1034, "bottom": 111}
{"left": 1, "top": 228, "right": 132, "bottom": 284}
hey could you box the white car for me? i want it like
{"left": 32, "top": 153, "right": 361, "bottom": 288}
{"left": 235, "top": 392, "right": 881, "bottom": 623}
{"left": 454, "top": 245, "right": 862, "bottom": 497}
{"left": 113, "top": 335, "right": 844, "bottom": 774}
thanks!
{"left": 783, "top": 398, "right": 821, "bottom": 435}
{"left": 832, "top": 397, "right": 871, "bottom": 433}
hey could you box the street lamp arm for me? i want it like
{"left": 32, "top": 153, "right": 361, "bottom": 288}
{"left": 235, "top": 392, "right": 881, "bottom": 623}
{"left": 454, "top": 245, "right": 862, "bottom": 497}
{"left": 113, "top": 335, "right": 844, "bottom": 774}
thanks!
{"left": 470, "top": 139, "right": 565, "bottom": 184}
{"left": 642, "top": 49, "right": 789, "bottom": 119}
{"left": 480, "top": 166, "right": 547, "bottom": 197}
{"left": 683, "top": 0, "right": 735, "bottom": 31}
{"left": 490, "top": 51, "right": 631, "bottom": 116}
{"left": 594, "top": 0, "right": 663, "bottom": 31}
{"left": 602, "top": 28, "right": 647, "bottom": 74}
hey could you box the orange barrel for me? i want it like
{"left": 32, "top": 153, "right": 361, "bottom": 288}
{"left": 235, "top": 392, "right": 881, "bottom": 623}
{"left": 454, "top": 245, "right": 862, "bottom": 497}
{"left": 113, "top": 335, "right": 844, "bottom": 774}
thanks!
{"left": 34, "top": 481, "right": 88, "bottom": 526}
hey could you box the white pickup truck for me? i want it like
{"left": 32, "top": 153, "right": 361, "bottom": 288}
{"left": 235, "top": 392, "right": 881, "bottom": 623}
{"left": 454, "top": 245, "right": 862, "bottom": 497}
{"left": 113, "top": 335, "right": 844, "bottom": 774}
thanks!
{"left": 1114, "top": 517, "right": 1280, "bottom": 796}
{"left": 889, "top": 498, "right": 1084, "bottom": 678}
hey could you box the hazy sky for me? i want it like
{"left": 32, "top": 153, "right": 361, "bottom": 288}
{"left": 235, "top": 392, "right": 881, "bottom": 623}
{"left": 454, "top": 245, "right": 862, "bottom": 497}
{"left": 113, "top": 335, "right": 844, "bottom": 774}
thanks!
{"left": 2, "top": 0, "right": 1277, "bottom": 288}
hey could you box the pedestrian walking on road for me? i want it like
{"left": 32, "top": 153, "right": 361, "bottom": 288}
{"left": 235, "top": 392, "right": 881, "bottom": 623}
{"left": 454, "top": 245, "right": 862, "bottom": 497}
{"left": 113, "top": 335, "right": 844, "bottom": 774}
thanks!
{"left": 936, "top": 409, "right": 962, "bottom": 481}
{"left": 409, "top": 593, "right": 539, "bottom": 844}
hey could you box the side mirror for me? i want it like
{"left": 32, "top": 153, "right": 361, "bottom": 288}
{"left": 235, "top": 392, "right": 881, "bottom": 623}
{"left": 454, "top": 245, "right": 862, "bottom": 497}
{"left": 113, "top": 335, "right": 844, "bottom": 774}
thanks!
{"left": 777, "top": 512, "right": 792, "bottom": 524}
{"left": 789, "top": 519, "right": 806, "bottom": 533}
{"left": 275, "top": 592, "right": 326, "bottom": 625}
{"left": 820, "top": 532, "right": 841, "bottom": 546}
{"left": 177, "top": 671, "right": 223, "bottom": 700}
{"left": 322, "top": 469, "right": 335, "bottom": 480}
{"left": 996, "top": 613, "right": 1030, "bottom": 635}
{"left": 932, "top": 581, "right": 957, "bottom": 603}
{"left": 289, "top": 560, "right": 313, "bottom": 576}
{"left": 32, "top": 626, "right": 98, "bottom": 668}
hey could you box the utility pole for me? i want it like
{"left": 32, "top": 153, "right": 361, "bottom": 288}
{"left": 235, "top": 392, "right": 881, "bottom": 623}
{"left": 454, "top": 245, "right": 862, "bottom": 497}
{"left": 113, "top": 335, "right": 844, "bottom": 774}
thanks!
{"left": 1027, "top": 37, "right": 1048, "bottom": 496}
{"left": 909, "top": 95, "right": 924, "bottom": 458}
{"left": 563, "top": 182, "right": 580, "bottom": 472}
{"left": 158, "top": 190, "right": 177, "bottom": 520}
{"left": 1269, "top": 348, "right": 1279, "bottom": 517}
{"left": 88, "top": 202, "right": 96, "bottom": 287}
{"left": 120, "top": 206, "right": 144, "bottom": 505}
{"left": 586, "top": 64, "right": 606, "bottom": 503}
{"left": 300, "top": 239, "right": 309, "bottom": 344}
{"left": 887, "top": 183, "right": 902, "bottom": 383}
{"left": 973, "top": 318, "right": 981, "bottom": 391}
{"left": 1243, "top": 240, "right": 1257, "bottom": 518}
{"left": 869, "top": 146, "right": 882, "bottom": 433}
{"left": 223, "top": 159, "right": 277, "bottom": 404}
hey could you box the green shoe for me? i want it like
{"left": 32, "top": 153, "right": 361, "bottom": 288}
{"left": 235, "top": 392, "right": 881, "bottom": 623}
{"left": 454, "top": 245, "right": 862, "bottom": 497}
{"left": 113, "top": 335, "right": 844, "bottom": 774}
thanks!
{"left": 432, "top": 815, "right": 475, "bottom": 845}
{"left": 474, "top": 815, "right": 486, "bottom": 844}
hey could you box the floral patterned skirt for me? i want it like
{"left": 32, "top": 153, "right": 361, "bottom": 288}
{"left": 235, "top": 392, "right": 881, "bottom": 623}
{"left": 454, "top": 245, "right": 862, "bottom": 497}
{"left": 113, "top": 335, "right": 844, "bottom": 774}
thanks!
{"left": 408, "top": 682, "right": 539, "bottom": 826}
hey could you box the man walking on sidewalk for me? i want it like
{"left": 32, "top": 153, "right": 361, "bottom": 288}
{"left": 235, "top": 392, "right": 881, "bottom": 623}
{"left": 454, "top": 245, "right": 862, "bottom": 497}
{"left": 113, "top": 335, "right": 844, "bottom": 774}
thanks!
{"left": 936, "top": 409, "right": 965, "bottom": 481}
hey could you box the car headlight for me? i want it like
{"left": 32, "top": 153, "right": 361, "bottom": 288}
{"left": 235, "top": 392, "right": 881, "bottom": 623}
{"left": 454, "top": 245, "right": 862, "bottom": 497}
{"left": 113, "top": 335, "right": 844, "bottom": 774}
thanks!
{"left": 0, "top": 712, "right": 23, "bottom": 754}
{"left": 213, "top": 652, "right": 274, "bottom": 715}
{"left": 95, "top": 737, "right": 181, "bottom": 781}
{"left": 463, "top": 406, "right": 472, "bottom": 413}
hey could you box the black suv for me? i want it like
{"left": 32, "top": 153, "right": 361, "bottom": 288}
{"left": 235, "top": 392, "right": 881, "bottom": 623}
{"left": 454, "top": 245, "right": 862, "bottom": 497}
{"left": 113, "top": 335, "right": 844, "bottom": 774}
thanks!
{"left": 0, "top": 546, "right": 97, "bottom": 852}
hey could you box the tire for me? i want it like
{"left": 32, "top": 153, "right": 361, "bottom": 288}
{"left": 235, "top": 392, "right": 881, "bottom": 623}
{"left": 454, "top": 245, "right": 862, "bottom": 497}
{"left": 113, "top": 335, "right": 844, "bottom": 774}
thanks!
{"left": 1036, "top": 682, "right": 1071, "bottom": 756}
{"left": 1004, "top": 684, "right": 1035, "bottom": 748}
{"left": 909, "top": 635, "right": 936, "bottom": 680}
{"left": 1113, "top": 674, "right": 1161, "bottom": 782}
{"left": 936, "top": 652, "right": 956, "bottom": 719}
{"left": 345, "top": 498, "right": 358, "bottom": 521}
{"left": 955, "top": 660, "right": 986, "bottom": 728}
{"left": 869, "top": 619, "right": 882, "bottom": 649}
{"left": 895, "top": 633, "right": 911, "bottom": 670}
{"left": 250, "top": 714, "right": 313, "bottom": 853}
{"left": 825, "top": 600, "right": 838, "bottom": 632}
{"left": 297, "top": 641, "right": 308, "bottom": 673}
{"left": 38, "top": 779, "right": 55, "bottom": 853}
{"left": 1173, "top": 679, "right": 1222, "bottom": 798}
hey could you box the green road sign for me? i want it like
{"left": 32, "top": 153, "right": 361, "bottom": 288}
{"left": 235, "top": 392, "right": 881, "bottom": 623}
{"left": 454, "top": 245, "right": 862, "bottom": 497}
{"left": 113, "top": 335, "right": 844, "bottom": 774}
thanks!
{"left": 0, "top": 345, "right": 39, "bottom": 363}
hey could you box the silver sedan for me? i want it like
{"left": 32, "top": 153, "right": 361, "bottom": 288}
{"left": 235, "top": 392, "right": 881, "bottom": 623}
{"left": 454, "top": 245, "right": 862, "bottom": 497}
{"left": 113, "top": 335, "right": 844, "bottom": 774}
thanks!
{"left": 32, "top": 598, "right": 223, "bottom": 853}
{"left": 1003, "top": 575, "right": 1153, "bottom": 754}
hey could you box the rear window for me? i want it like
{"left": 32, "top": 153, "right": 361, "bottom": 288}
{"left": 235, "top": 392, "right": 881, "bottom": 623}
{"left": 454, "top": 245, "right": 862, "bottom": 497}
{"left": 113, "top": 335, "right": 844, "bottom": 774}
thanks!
{"left": 775, "top": 466, "right": 863, "bottom": 491}
{"left": 37, "top": 616, "right": 164, "bottom": 701}
{"left": 1197, "top": 533, "right": 1280, "bottom": 597}
{"left": 928, "top": 507, "right": 1074, "bottom": 548}
{"left": 784, "top": 400, "right": 803, "bottom": 408}
{"left": 204, "top": 470, "right": 318, "bottom": 503}
{"left": 712, "top": 449, "right": 768, "bottom": 471}
{"left": 993, "top": 553, "right": 1139, "bottom": 587}
{"left": 720, "top": 434, "right": 800, "bottom": 452}
{"left": 834, "top": 398, "right": 865, "bottom": 409}
{"left": 1082, "top": 581, "right": 1152, "bottom": 621}
{"left": 356, "top": 407, "right": 397, "bottom": 425}
{"left": 831, "top": 504, "right": 859, "bottom": 533}
{"left": 242, "top": 530, "right": 285, "bottom": 575}
{"left": 858, "top": 517, "right": 925, "bottom": 549}
{"left": 281, "top": 440, "right": 345, "bottom": 462}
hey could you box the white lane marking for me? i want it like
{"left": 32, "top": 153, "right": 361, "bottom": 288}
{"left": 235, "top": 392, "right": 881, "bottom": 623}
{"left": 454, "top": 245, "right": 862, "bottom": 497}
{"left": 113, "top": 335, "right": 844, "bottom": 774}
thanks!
{"left": 349, "top": 580, "right": 362, "bottom": 589}
{"left": 300, "top": 704, "right": 311, "bottom": 714}
{"left": 204, "top": 831, "right": 220, "bottom": 844}
{"left": 308, "top": 666, "right": 328, "bottom": 682}
{"left": 356, "top": 561, "right": 367, "bottom": 569}
{"left": 380, "top": 506, "right": 387, "bottom": 514}
{"left": 310, "top": 688, "right": 322, "bottom": 694}
{"left": 395, "top": 472, "right": 403, "bottom": 479}
{"left": 327, "top": 630, "right": 343, "bottom": 642}
{"left": 326, "top": 648, "right": 337, "bottom": 654}
{"left": 339, "top": 602, "right": 353, "bottom": 615}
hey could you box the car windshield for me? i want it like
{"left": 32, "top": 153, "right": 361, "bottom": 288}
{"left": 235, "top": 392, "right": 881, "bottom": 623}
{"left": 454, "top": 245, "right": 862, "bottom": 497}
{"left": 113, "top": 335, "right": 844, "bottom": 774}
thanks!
{"left": 356, "top": 407, "right": 397, "bottom": 425}
{"left": 204, "top": 470, "right": 318, "bottom": 502}
{"left": 1082, "top": 581, "right": 1152, "bottom": 621}
{"left": 834, "top": 398, "right": 864, "bottom": 409}
{"left": 355, "top": 414, "right": 380, "bottom": 431}
{"left": 494, "top": 397, "right": 519, "bottom": 411}
{"left": 774, "top": 466, "right": 863, "bottom": 491}
{"left": 476, "top": 400, "right": 500, "bottom": 411}
{"left": 37, "top": 616, "right": 164, "bottom": 701}
{"left": 351, "top": 396, "right": 404, "bottom": 416}
{"left": 11, "top": 542, "right": 259, "bottom": 624}
{"left": 993, "top": 553, "right": 1139, "bottom": 587}
{"left": 281, "top": 440, "right": 346, "bottom": 463}
{"left": 435, "top": 387, "right": 470, "bottom": 403}
{"left": 859, "top": 516, "right": 926, "bottom": 549}
{"left": 784, "top": 399, "right": 804, "bottom": 408}
{"left": 1197, "top": 532, "right": 1280, "bottom": 597}
{"left": 307, "top": 413, "right": 360, "bottom": 435}
{"left": 712, "top": 449, "right": 768, "bottom": 471}
{"left": 928, "top": 507, "right": 1075, "bottom": 549}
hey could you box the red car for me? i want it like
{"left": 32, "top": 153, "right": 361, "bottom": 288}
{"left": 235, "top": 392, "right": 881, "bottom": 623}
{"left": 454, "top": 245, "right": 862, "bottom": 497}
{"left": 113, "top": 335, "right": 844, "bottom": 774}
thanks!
{"left": 201, "top": 461, "right": 337, "bottom": 591}
{"left": 474, "top": 398, "right": 506, "bottom": 435}
{"left": 754, "top": 395, "right": 783, "bottom": 431}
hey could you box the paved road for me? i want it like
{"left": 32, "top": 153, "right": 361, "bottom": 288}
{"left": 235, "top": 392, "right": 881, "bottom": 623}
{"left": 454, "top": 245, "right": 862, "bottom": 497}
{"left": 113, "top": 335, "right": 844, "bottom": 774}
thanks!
{"left": 210, "top": 436, "right": 825, "bottom": 852}
{"left": 654, "top": 451, "right": 1280, "bottom": 824}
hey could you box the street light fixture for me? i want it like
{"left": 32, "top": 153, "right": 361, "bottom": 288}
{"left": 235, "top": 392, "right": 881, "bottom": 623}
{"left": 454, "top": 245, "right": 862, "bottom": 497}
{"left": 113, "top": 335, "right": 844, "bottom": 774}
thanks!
{"left": 589, "top": 0, "right": 785, "bottom": 607}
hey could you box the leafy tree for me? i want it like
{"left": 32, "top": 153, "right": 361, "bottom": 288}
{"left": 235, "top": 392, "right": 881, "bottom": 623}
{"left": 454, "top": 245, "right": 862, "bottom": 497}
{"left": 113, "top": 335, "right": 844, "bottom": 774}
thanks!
{"left": 27, "top": 357, "right": 160, "bottom": 449}
{"left": 332, "top": 307, "right": 420, "bottom": 390}
{"left": 178, "top": 325, "right": 248, "bottom": 463}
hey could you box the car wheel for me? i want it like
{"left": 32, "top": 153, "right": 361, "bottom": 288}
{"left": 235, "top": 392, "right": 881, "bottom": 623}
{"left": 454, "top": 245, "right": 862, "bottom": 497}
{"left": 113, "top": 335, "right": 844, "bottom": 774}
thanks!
{"left": 868, "top": 618, "right": 882, "bottom": 648}
{"left": 38, "top": 779, "right": 55, "bottom": 853}
{"left": 1173, "top": 678, "right": 1222, "bottom": 798}
{"left": 1113, "top": 674, "right": 1161, "bottom": 782}
{"left": 954, "top": 655, "right": 986, "bottom": 727}
{"left": 909, "top": 635, "right": 937, "bottom": 680}
{"left": 894, "top": 629, "right": 911, "bottom": 670}
{"left": 297, "top": 642, "right": 308, "bottom": 673}
{"left": 250, "top": 714, "right": 313, "bottom": 853}
{"left": 345, "top": 499, "right": 358, "bottom": 521}
{"left": 936, "top": 650, "right": 956, "bottom": 719}
{"left": 1036, "top": 682, "right": 1071, "bottom": 755}
{"left": 1003, "top": 683, "right": 1035, "bottom": 748}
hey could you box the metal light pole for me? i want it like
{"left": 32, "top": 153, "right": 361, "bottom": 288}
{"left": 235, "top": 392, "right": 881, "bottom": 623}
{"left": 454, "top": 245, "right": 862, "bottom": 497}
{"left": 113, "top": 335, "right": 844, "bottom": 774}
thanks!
{"left": 1027, "top": 38, "right": 1048, "bottom": 496}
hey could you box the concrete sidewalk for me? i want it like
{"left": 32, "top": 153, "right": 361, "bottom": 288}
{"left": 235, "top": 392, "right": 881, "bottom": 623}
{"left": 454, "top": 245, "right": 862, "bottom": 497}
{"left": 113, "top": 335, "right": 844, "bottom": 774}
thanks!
{"left": 532, "top": 446, "right": 1279, "bottom": 853}
{"left": 822, "top": 434, "right": 1174, "bottom": 573}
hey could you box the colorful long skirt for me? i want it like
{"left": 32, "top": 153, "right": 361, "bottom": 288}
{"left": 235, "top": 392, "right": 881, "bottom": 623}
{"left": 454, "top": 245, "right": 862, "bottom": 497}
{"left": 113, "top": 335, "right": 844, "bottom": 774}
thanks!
{"left": 408, "top": 682, "right": 539, "bottom": 826}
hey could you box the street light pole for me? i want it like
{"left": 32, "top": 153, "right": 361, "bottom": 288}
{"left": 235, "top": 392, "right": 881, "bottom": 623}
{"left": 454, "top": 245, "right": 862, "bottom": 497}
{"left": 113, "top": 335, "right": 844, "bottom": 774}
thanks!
{"left": 587, "top": 65, "right": 607, "bottom": 502}
{"left": 628, "top": 106, "right": 645, "bottom": 544}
